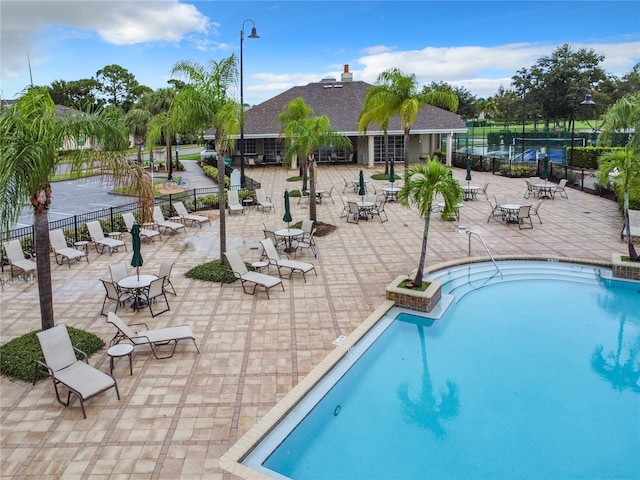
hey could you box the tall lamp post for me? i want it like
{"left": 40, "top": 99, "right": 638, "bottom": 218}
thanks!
{"left": 240, "top": 19, "right": 259, "bottom": 188}
{"left": 521, "top": 75, "right": 530, "bottom": 165}
{"left": 569, "top": 90, "right": 596, "bottom": 170}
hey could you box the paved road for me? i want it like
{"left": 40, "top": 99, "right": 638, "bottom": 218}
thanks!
{"left": 13, "top": 152, "right": 217, "bottom": 230}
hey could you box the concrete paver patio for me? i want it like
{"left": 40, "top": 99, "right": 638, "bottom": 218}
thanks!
{"left": 0, "top": 164, "right": 628, "bottom": 479}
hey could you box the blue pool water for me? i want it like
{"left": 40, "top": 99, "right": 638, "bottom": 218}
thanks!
{"left": 246, "top": 262, "right": 640, "bottom": 479}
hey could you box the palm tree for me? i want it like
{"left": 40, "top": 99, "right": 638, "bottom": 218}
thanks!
{"left": 277, "top": 97, "right": 313, "bottom": 189}
{"left": 397, "top": 160, "right": 463, "bottom": 288}
{"left": 278, "top": 97, "right": 351, "bottom": 221}
{"left": 0, "top": 87, "right": 153, "bottom": 330}
{"left": 358, "top": 87, "right": 393, "bottom": 175}
{"left": 124, "top": 108, "right": 151, "bottom": 163}
{"left": 359, "top": 68, "right": 458, "bottom": 172}
{"left": 169, "top": 55, "right": 239, "bottom": 263}
{"left": 595, "top": 92, "right": 640, "bottom": 261}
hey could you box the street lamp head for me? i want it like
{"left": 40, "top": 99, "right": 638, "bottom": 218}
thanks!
{"left": 580, "top": 94, "right": 595, "bottom": 106}
{"left": 248, "top": 26, "right": 260, "bottom": 39}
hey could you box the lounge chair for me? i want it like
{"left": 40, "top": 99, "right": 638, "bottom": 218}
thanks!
{"left": 227, "top": 190, "right": 245, "bottom": 215}
{"left": 554, "top": 179, "right": 569, "bottom": 199}
{"left": 3, "top": 239, "right": 37, "bottom": 278}
{"left": 153, "top": 206, "right": 187, "bottom": 234}
{"left": 224, "top": 248, "right": 284, "bottom": 298}
{"left": 86, "top": 221, "right": 126, "bottom": 254}
{"left": 49, "top": 229, "right": 88, "bottom": 267}
{"left": 107, "top": 312, "right": 200, "bottom": 359}
{"left": 621, "top": 209, "right": 640, "bottom": 242}
{"left": 34, "top": 324, "right": 120, "bottom": 418}
{"left": 173, "top": 202, "right": 211, "bottom": 228}
{"left": 260, "top": 238, "right": 317, "bottom": 282}
{"left": 255, "top": 188, "right": 274, "bottom": 212}
{"left": 122, "top": 212, "right": 161, "bottom": 242}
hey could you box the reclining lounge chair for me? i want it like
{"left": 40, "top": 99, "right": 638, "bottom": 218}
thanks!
{"left": 107, "top": 312, "right": 200, "bottom": 359}
{"left": 224, "top": 248, "right": 284, "bottom": 299}
{"left": 49, "top": 229, "right": 89, "bottom": 267}
{"left": 34, "top": 324, "right": 119, "bottom": 418}
{"left": 260, "top": 238, "right": 317, "bottom": 282}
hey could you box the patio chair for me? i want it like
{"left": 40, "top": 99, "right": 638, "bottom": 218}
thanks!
{"left": 554, "top": 179, "right": 569, "bottom": 199}
{"left": 107, "top": 312, "right": 200, "bottom": 359}
{"left": 49, "top": 229, "right": 88, "bottom": 268}
{"left": 109, "top": 262, "right": 129, "bottom": 284}
{"left": 347, "top": 201, "right": 360, "bottom": 224}
{"left": 86, "top": 221, "right": 126, "bottom": 254}
{"left": 141, "top": 277, "right": 170, "bottom": 317}
{"left": 173, "top": 202, "right": 211, "bottom": 229}
{"left": 340, "top": 197, "right": 350, "bottom": 218}
{"left": 295, "top": 219, "right": 317, "bottom": 258}
{"left": 227, "top": 190, "right": 245, "bottom": 215}
{"left": 260, "top": 238, "right": 317, "bottom": 282}
{"left": 518, "top": 205, "right": 533, "bottom": 230}
{"left": 255, "top": 189, "right": 274, "bottom": 212}
{"left": 158, "top": 260, "right": 176, "bottom": 295}
{"left": 34, "top": 324, "right": 120, "bottom": 418}
{"left": 264, "top": 230, "right": 286, "bottom": 255}
{"left": 487, "top": 194, "right": 507, "bottom": 223}
{"left": 100, "top": 278, "right": 131, "bottom": 315}
{"left": 3, "top": 239, "right": 37, "bottom": 278}
{"left": 153, "top": 206, "right": 187, "bottom": 234}
{"left": 370, "top": 196, "right": 389, "bottom": 223}
{"left": 122, "top": 212, "right": 161, "bottom": 242}
{"left": 530, "top": 200, "right": 543, "bottom": 224}
{"left": 479, "top": 182, "right": 489, "bottom": 200}
{"left": 224, "top": 248, "right": 284, "bottom": 299}
{"left": 524, "top": 180, "right": 534, "bottom": 199}
{"left": 342, "top": 178, "right": 351, "bottom": 193}
{"left": 263, "top": 222, "right": 286, "bottom": 249}
{"left": 320, "top": 186, "right": 335, "bottom": 204}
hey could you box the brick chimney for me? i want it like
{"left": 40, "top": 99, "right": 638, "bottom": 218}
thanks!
{"left": 341, "top": 64, "right": 353, "bottom": 82}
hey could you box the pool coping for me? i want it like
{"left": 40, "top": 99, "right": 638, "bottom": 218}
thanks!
{"left": 219, "top": 255, "right": 615, "bottom": 479}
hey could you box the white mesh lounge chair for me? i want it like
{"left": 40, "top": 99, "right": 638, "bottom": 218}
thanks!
{"left": 142, "top": 277, "right": 170, "bottom": 317}
{"left": 107, "top": 312, "right": 200, "bottom": 359}
{"left": 122, "top": 212, "right": 161, "bottom": 242}
{"left": 3, "top": 239, "right": 37, "bottom": 278}
{"left": 173, "top": 202, "right": 211, "bottom": 228}
{"left": 260, "top": 238, "right": 317, "bottom": 282}
{"left": 49, "top": 229, "right": 88, "bottom": 267}
{"left": 34, "top": 324, "right": 120, "bottom": 418}
{"left": 86, "top": 221, "right": 126, "bottom": 254}
{"left": 518, "top": 205, "right": 533, "bottom": 229}
{"left": 153, "top": 206, "right": 186, "bottom": 234}
{"left": 224, "top": 248, "right": 284, "bottom": 298}
{"left": 554, "top": 178, "right": 569, "bottom": 199}
{"left": 255, "top": 189, "right": 274, "bottom": 212}
{"left": 621, "top": 209, "right": 640, "bottom": 242}
{"left": 227, "top": 190, "right": 245, "bottom": 215}
{"left": 295, "top": 219, "right": 317, "bottom": 258}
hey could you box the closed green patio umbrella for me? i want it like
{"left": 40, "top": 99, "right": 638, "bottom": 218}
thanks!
{"left": 542, "top": 156, "right": 549, "bottom": 181}
{"left": 389, "top": 160, "right": 395, "bottom": 185}
{"left": 130, "top": 223, "right": 143, "bottom": 279}
{"left": 283, "top": 190, "right": 292, "bottom": 228}
{"left": 465, "top": 156, "right": 472, "bottom": 186}
{"left": 358, "top": 170, "right": 366, "bottom": 202}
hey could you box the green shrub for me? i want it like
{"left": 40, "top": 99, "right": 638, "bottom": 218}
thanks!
{"left": 202, "top": 165, "right": 230, "bottom": 188}
{"left": 0, "top": 327, "right": 105, "bottom": 383}
{"left": 287, "top": 176, "right": 303, "bottom": 182}
{"left": 499, "top": 164, "right": 537, "bottom": 177}
{"left": 185, "top": 259, "right": 255, "bottom": 283}
{"left": 196, "top": 194, "right": 219, "bottom": 210}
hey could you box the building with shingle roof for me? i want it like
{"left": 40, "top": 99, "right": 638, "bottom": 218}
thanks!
{"left": 204, "top": 65, "right": 466, "bottom": 168}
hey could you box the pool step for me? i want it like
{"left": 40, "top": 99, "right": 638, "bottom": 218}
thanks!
{"left": 428, "top": 261, "right": 610, "bottom": 301}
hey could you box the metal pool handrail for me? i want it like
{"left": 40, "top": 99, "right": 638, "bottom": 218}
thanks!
{"left": 466, "top": 230, "right": 501, "bottom": 275}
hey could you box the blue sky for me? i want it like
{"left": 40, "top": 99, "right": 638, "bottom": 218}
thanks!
{"left": 1, "top": 1, "right": 639, "bottom": 105}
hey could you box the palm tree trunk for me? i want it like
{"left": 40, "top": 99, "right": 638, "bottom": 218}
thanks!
{"left": 301, "top": 156, "right": 308, "bottom": 191}
{"left": 403, "top": 128, "right": 411, "bottom": 172}
{"left": 384, "top": 130, "right": 390, "bottom": 175}
{"left": 309, "top": 155, "right": 317, "bottom": 221}
{"left": 413, "top": 209, "right": 432, "bottom": 288}
{"left": 166, "top": 136, "right": 173, "bottom": 180}
{"left": 33, "top": 208, "right": 54, "bottom": 330}
{"left": 218, "top": 155, "right": 227, "bottom": 264}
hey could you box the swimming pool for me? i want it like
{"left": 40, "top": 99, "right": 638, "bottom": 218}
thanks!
{"left": 230, "top": 261, "right": 640, "bottom": 479}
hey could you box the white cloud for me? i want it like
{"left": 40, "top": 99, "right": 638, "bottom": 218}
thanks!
{"left": 0, "top": 0, "right": 209, "bottom": 78}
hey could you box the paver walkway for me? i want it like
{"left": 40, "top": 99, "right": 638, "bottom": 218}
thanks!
{"left": 0, "top": 164, "right": 628, "bottom": 479}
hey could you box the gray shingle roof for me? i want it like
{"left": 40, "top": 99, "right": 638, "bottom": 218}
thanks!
{"left": 206, "top": 80, "right": 466, "bottom": 138}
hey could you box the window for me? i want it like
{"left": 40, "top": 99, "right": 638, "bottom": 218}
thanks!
{"left": 263, "top": 138, "right": 283, "bottom": 163}
{"left": 374, "top": 135, "right": 404, "bottom": 163}
{"left": 241, "top": 139, "right": 257, "bottom": 155}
